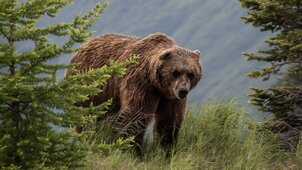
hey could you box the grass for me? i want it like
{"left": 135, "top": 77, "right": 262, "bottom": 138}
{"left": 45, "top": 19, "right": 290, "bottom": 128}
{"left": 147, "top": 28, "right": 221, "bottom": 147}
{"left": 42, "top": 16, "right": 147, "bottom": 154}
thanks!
{"left": 82, "top": 101, "right": 302, "bottom": 170}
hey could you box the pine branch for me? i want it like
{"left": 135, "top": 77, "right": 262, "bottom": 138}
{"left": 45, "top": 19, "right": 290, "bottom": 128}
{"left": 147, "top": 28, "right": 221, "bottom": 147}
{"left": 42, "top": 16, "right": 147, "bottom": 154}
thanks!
{"left": 0, "top": 1, "right": 117, "bottom": 168}
{"left": 0, "top": 29, "right": 9, "bottom": 42}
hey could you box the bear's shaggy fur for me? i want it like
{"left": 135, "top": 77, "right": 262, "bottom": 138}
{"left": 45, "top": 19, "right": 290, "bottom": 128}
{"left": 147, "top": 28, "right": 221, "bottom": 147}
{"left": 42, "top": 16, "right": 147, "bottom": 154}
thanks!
{"left": 70, "top": 33, "right": 202, "bottom": 153}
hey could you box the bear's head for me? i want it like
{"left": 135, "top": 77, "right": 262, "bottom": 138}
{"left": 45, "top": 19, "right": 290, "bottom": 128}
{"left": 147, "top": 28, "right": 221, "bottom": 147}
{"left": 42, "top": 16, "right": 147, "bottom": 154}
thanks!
{"left": 155, "top": 48, "right": 202, "bottom": 100}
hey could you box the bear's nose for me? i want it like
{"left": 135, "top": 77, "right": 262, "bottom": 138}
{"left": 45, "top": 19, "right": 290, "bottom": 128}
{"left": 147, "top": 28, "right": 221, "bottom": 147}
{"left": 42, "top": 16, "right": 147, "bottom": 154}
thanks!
{"left": 178, "top": 88, "right": 189, "bottom": 99}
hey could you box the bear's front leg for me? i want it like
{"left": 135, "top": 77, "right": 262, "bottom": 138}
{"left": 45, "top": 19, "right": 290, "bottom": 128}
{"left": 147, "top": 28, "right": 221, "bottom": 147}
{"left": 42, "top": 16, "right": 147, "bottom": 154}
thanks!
{"left": 115, "top": 88, "right": 160, "bottom": 155}
{"left": 156, "top": 98, "right": 186, "bottom": 149}
{"left": 114, "top": 108, "right": 150, "bottom": 155}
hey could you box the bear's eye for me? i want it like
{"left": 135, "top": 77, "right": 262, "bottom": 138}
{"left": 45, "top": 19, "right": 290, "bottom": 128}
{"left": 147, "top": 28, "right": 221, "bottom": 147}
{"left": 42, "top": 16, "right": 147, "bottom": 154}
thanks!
{"left": 187, "top": 73, "right": 194, "bottom": 80}
{"left": 172, "top": 70, "right": 181, "bottom": 78}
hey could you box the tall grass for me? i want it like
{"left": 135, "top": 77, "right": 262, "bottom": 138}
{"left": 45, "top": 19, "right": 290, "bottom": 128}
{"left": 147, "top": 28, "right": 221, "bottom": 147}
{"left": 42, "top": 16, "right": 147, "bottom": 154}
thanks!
{"left": 83, "top": 101, "right": 301, "bottom": 170}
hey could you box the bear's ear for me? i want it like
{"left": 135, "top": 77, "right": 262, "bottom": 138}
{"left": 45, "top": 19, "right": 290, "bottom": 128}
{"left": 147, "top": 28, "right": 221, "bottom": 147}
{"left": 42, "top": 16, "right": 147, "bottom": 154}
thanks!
{"left": 192, "top": 50, "right": 200, "bottom": 61}
{"left": 193, "top": 50, "right": 201, "bottom": 57}
{"left": 160, "top": 51, "right": 172, "bottom": 60}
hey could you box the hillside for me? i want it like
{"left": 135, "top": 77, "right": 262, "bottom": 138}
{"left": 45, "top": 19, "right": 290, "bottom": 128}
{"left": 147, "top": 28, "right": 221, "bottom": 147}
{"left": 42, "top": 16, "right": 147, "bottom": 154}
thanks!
{"left": 84, "top": 101, "right": 302, "bottom": 169}
{"left": 37, "top": 0, "right": 271, "bottom": 109}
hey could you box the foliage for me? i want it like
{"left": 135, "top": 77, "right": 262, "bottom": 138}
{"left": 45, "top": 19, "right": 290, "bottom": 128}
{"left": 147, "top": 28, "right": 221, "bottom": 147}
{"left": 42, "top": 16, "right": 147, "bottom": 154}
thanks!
{"left": 84, "top": 101, "right": 301, "bottom": 170}
{"left": 239, "top": 0, "right": 302, "bottom": 116}
{"left": 0, "top": 0, "right": 135, "bottom": 169}
{"left": 239, "top": 0, "right": 302, "bottom": 148}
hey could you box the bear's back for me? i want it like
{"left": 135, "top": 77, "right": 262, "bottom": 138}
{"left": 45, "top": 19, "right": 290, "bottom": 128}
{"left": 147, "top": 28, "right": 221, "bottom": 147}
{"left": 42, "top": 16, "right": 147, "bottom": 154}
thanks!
{"left": 71, "top": 34, "right": 140, "bottom": 72}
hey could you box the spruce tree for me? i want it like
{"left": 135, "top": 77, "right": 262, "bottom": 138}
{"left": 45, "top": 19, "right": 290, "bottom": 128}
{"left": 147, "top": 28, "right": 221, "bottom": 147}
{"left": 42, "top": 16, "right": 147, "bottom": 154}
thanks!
{"left": 0, "top": 0, "right": 135, "bottom": 169}
{"left": 240, "top": 0, "right": 302, "bottom": 149}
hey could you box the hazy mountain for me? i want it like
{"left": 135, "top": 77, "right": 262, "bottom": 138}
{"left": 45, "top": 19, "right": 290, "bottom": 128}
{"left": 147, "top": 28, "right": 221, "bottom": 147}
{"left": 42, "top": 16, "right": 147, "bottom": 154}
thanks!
{"left": 36, "top": 0, "right": 272, "bottom": 111}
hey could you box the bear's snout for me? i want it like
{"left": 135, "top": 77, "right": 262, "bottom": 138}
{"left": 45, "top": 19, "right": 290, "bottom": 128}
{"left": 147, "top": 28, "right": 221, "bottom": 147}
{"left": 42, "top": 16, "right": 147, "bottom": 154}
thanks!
{"left": 178, "top": 88, "right": 189, "bottom": 99}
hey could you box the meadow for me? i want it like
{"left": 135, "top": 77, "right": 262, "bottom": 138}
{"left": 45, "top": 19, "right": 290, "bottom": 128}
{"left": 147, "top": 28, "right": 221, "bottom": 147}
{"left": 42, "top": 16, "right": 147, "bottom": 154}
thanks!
{"left": 83, "top": 101, "right": 302, "bottom": 170}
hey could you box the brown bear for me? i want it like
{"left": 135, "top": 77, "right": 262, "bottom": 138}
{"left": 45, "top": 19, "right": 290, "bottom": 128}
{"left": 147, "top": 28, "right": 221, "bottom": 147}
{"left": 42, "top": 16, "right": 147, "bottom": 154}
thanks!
{"left": 70, "top": 33, "right": 203, "bottom": 153}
